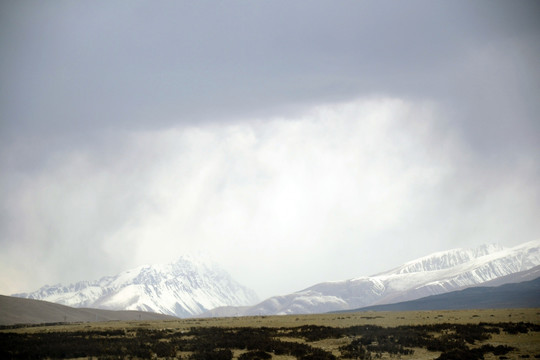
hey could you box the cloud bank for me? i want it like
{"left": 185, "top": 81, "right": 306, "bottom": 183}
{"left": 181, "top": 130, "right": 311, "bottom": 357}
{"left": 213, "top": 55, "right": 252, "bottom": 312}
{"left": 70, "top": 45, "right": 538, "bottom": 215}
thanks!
{"left": 2, "top": 98, "right": 538, "bottom": 298}
{"left": 1, "top": 1, "right": 539, "bottom": 298}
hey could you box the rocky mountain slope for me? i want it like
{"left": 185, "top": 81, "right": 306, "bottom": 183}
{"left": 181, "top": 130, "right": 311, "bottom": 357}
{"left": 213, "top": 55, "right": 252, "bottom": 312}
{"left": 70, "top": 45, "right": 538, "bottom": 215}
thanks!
{"left": 14, "top": 256, "right": 258, "bottom": 318}
{"left": 203, "top": 240, "right": 540, "bottom": 316}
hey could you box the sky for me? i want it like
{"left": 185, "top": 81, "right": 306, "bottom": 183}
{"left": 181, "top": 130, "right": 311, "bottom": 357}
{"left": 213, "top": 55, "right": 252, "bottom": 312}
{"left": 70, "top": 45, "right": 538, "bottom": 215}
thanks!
{"left": 1, "top": 0, "right": 539, "bottom": 300}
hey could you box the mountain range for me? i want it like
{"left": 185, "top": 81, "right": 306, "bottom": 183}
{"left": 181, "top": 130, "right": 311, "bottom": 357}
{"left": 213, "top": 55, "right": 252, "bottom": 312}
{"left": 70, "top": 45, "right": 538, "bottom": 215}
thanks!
{"left": 344, "top": 273, "right": 540, "bottom": 312}
{"left": 202, "top": 240, "right": 540, "bottom": 316}
{"left": 4, "top": 273, "right": 539, "bottom": 326}
{"left": 13, "top": 240, "right": 540, "bottom": 318}
{"left": 14, "top": 255, "right": 258, "bottom": 318}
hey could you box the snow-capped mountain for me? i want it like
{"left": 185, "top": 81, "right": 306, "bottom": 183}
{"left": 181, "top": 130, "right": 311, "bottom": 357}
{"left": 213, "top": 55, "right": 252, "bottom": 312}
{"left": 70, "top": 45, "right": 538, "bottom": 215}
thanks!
{"left": 203, "top": 240, "right": 540, "bottom": 316}
{"left": 14, "top": 256, "right": 259, "bottom": 318}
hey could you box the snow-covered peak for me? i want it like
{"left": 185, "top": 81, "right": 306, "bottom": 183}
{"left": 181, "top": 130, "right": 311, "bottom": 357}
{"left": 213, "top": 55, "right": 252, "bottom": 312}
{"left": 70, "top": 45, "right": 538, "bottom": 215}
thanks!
{"left": 205, "top": 239, "right": 540, "bottom": 317}
{"left": 14, "top": 255, "right": 259, "bottom": 318}
{"left": 378, "top": 243, "right": 506, "bottom": 275}
{"left": 108, "top": 256, "right": 220, "bottom": 286}
{"left": 510, "top": 239, "right": 540, "bottom": 252}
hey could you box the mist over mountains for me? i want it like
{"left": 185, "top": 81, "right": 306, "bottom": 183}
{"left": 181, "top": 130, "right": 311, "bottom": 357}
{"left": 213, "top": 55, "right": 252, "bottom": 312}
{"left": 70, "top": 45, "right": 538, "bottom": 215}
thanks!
{"left": 14, "top": 240, "right": 540, "bottom": 318}
{"left": 3, "top": 1, "right": 540, "bottom": 329}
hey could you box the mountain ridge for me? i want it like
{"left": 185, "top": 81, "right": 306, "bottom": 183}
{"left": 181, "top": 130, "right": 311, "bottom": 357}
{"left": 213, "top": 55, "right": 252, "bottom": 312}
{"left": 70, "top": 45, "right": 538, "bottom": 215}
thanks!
{"left": 201, "top": 240, "right": 540, "bottom": 317}
{"left": 341, "top": 276, "right": 540, "bottom": 312}
{"left": 14, "top": 240, "right": 540, "bottom": 318}
{"left": 14, "top": 255, "right": 259, "bottom": 318}
{"left": 373, "top": 243, "right": 505, "bottom": 276}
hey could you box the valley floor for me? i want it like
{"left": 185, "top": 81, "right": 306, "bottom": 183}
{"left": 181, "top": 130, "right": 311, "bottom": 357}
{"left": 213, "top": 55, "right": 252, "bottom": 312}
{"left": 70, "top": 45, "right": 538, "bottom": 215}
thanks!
{"left": 1, "top": 308, "right": 539, "bottom": 359}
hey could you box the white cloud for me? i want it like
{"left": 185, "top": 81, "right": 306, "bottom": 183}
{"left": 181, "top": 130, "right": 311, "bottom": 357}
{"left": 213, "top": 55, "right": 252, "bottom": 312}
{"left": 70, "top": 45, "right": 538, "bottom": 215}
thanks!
{"left": 1, "top": 97, "right": 539, "bottom": 298}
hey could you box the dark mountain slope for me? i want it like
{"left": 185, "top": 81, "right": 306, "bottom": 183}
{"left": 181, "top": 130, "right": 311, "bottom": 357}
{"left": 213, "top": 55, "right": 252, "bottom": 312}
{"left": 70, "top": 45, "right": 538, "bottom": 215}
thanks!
{"left": 0, "top": 295, "right": 177, "bottom": 325}
{"left": 343, "top": 277, "right": 540, "bottom": 312}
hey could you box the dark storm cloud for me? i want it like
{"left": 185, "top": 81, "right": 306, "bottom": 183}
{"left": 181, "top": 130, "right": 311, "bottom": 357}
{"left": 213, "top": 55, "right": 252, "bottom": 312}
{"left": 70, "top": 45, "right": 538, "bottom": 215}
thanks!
{"left": 2, "top": 1, "right": 538, "bottom": 141}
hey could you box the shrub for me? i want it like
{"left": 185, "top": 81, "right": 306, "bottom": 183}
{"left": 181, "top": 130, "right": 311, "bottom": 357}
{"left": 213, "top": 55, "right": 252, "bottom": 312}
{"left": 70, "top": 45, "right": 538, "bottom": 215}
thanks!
{"left": 239, "top": 350, "right": 272, "bottom": 360}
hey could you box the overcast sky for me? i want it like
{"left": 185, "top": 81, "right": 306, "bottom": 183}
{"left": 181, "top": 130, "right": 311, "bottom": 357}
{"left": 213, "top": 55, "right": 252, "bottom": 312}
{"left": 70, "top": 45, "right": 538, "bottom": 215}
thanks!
{"left": 1, "top": 1, "right": 539, "bottom": 300}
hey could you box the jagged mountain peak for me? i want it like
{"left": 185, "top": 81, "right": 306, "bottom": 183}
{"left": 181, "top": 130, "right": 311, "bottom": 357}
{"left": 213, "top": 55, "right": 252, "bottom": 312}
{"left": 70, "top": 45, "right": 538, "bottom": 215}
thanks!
{"left": 109, "top": 255, "right": 225, "bottom": 285}
{"left": 14, "top": 255, "right": 259, "bottom": 318}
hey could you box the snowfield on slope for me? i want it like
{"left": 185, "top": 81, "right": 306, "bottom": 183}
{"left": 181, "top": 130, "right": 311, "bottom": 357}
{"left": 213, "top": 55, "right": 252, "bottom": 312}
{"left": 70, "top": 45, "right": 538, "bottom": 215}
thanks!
{"left": 202, "top": 240, "right": 540, "bottom": 316}
{"left": 14, "top": 255, "right": 259, "bottom": 318}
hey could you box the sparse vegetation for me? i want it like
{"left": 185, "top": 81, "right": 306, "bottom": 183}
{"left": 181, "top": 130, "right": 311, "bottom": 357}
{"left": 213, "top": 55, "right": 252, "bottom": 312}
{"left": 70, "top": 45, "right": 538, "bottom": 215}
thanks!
{"left": 0, "top": 309, "right": 538, "bottom": 359}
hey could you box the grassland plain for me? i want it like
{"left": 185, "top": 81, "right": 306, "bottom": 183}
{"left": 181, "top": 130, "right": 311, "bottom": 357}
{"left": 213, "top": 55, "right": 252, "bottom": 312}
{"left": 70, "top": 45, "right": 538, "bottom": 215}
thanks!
{"left": 1, "top": 308, "right": 539, "bottom": 359}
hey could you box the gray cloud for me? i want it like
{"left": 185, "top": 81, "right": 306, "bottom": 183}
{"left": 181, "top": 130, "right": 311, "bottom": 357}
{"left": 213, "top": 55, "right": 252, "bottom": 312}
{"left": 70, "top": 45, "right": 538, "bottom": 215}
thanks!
{"left": 1, "top": 1, "right": 539, "bottom": 297}
{"left": 2, "top": 1, "right": 538, "bottom": 135}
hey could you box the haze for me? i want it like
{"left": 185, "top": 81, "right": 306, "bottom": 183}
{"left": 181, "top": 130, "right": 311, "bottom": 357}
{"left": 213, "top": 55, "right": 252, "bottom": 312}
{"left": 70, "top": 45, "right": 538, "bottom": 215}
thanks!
{"left": 1, "top": 1, "right": 539, "bottom": 299}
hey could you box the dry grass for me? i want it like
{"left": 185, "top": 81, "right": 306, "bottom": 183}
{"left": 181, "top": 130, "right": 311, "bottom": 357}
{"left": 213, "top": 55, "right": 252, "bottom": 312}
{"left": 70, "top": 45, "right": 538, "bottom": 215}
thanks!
{"left": 5, "top": 307, "right": 537, "bottom": 334}
{"left": 2, "top": 308, "right": 539, "bottom": 359}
